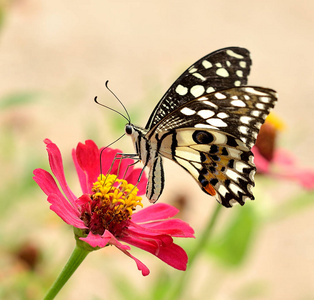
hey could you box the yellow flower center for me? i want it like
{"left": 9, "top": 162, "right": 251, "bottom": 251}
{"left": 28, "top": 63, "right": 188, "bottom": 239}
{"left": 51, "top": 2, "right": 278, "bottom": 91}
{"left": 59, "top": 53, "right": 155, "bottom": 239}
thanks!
{"left": 92, "top": 174, "right": 143, "bottom": 219}
{"left": 80, "top": 174, "right": 143, "bottom": 236}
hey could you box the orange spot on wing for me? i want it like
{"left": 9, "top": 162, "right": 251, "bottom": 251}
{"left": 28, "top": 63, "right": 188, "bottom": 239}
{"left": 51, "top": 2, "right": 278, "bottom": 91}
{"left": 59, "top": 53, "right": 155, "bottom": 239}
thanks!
{"left": 204, "top": 183, "right": 216, "bottom": 196}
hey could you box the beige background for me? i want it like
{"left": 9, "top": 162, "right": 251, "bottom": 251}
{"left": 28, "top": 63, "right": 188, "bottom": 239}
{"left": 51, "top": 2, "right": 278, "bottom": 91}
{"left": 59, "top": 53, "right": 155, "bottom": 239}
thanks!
{"left": 1, "top": 1, "right": 314, "bottom": 299}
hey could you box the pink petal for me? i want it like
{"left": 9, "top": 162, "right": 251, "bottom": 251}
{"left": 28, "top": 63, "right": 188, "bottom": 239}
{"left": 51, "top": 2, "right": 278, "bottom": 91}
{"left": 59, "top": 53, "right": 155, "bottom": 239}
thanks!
{"left": 132, "top": 203, "right": 179, "bottom": 223}
{"left": 125, "top": 229, "right": 174, "bottom": 247}
{"left": 272, "top": 150, "right": 314, "bottom": 189}
{"left": 252, "top": 146, "right": 270, "bottom": 173}
{"left": 75, "top": 140, "right": 100, "bottom": 191}
{"left": 33, "top": 168, "right": 66, "bottom": 199}
{"left": 47, "top": 194, "right": 86, "bottom": 228}
{"left": 129, "top": 219, "right": 195, "bottom": 238}
{"left": 80, "top": 231, "right": 114, "bottom": 248}
{"left": 81, "top": 231, "right": 150, "bottom": 276}
{"left": 290, "top": 170, "right": 314, "bottom": 189}
{"left": 44, "top": 139, "right": 77, "bottom": 206}
{"left": 104, "top": 231, "right": 150, "bottom": 276}
{"left": 121, "top": 235, "right": 188, "bottom": 271}
{"left": 119, "top": 250, "right": 150, "bottom": 276}
{"left": 273, "top": 149, "right": 295, "bottom": 166}
{"left": 72, "top": 148, "right": 89, "bottom": 194}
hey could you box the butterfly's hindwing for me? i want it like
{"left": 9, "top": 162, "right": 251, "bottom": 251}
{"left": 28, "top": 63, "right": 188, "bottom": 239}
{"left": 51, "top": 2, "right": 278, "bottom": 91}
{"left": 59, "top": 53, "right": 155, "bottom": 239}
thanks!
{"left": 145, "top": 47, "right": 252, "bottom": 130}
{"left": 153, "top": 128, "right": 255, "bottom": 207}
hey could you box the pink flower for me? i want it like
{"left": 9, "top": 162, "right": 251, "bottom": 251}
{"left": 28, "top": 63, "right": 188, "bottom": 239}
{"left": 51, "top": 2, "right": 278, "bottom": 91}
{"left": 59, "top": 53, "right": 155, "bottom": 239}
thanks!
{"left": 252, "top": 115, "right": 314, "bottom": 189}
{"left": 33, "top": 139, "right": 194, "bottom": 276}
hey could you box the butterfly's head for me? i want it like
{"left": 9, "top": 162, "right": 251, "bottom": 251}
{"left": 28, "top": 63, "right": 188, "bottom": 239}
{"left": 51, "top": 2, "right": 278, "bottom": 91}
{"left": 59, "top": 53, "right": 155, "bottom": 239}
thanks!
{"left": 125, "top": 124, "right": 133, "bottom": 135}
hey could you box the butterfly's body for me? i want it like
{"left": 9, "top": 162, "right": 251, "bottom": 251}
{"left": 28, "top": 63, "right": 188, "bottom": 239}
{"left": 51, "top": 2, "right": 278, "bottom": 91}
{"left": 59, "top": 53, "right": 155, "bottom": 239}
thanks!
{"left": 125, "top": 47, "right": 277, "bottom": 207}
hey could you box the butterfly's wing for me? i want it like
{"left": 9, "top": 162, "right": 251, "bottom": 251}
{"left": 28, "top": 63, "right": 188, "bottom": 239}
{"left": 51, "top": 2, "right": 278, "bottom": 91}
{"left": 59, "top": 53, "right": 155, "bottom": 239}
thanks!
{"left": 146, "top": 86, "right": 277, "bottom": 207}
{"left": 145, "top": 47, "right": 252, "bottom": 130}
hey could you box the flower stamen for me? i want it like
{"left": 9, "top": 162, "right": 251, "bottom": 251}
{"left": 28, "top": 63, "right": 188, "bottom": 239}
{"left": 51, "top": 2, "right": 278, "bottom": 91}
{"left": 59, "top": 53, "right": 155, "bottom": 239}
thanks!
{"left": 80, "top": 174, "right": 143, "bottom": 235}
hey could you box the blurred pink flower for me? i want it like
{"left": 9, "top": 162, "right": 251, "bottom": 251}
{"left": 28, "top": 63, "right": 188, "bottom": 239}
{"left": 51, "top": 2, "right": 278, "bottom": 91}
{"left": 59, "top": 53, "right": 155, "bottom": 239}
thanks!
{"left": 252, "top": 115, "right": 314, "bottom": 190}
{"left": 33, "top": 139, "right": 194, "bottom": 276}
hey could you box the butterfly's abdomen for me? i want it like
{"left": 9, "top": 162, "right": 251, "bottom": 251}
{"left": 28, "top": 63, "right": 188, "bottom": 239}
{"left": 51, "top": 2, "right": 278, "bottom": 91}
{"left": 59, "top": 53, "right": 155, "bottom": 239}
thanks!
{"left": 126, "top": 124, "right": 166, "bottom": 202}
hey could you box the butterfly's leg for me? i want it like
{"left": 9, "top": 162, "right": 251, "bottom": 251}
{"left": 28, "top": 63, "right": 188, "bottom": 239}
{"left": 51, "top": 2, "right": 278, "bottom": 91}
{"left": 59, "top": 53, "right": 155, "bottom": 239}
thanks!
{"left": 121, "top": 159, "right": 141, "bottom": 179}
{"left": 122, "top": 161, "right": 148, "bottom": 199}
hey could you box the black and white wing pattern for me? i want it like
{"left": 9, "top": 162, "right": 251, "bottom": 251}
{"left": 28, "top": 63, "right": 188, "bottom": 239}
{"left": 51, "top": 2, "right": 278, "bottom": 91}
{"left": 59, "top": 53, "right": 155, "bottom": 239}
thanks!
{"left": 126, "top": 47, "right": 277, "bottom": 207}
{"left": 146, "top": 86, "right": 277, "bottom": 207}
{"left": 145, "top": 47, "right": 252, "bottom": 130}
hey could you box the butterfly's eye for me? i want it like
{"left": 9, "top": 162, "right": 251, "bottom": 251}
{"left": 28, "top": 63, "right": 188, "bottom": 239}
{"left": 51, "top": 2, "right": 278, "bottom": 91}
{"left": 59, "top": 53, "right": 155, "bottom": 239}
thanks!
{"left": 125, "top": 124, "right": 133, "bottom": 135}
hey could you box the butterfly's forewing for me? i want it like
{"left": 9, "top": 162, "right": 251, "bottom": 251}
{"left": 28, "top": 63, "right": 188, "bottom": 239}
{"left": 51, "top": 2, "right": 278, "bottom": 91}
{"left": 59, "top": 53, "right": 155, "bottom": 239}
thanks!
{"left": 145, "top": 47, "right": 252, "bottom": 130}
{"left": 147, "top": 86, "right": 277, "bottom": 207}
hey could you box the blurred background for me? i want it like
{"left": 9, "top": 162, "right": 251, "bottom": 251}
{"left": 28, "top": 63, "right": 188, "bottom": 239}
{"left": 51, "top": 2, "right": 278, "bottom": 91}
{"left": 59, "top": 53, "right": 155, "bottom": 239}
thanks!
{"left": 1, "top": 1, "right": 314, "bottom": 299}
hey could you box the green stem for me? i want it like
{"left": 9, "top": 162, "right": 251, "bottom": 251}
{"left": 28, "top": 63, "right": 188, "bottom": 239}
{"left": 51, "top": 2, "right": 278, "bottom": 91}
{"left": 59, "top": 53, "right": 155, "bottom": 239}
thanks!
{"left": 44, "top": 245, "right": 90, "bottom": 300}
{"left": 168, "top": 204, "right": 222, "bottom": 300}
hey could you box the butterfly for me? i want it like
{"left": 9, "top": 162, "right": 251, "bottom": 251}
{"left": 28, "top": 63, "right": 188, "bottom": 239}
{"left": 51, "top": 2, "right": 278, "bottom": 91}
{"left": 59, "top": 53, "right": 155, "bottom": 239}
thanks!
{"left": 124, "top": 47, "right": 277, "bottom": 207}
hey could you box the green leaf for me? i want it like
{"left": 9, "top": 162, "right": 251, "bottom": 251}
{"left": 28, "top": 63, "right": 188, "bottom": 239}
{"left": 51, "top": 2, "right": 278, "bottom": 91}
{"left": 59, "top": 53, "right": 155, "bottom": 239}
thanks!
{"left": 206, "top": 204, "right": 259, "bottom": 268}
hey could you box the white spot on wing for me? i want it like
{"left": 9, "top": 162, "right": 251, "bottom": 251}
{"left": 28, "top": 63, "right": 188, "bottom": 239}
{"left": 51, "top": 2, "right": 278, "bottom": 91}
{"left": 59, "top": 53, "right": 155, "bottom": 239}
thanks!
{"left": 217, "top": 112, "right": 229, "bottom": 119}
{"left": 216, "top": 68, "right": 229, "bottom": 77}
{"left": 215, "top": 92, "right": 227, "bottom": 99}
{"left": 239, "top": 61, "right": 246, "bottom": 68}
{"left": 202, "top": 60, "right": 212, "bottom": 69}
{"left": 251, "top": 110, "right": 260, "bottom": 117}
{"left": 188, "top": 66, "right": 197, "bottom": 73}
{"left": 218, "top": 185, "right": 228, "bottom": 197}
{"left": 180, "top": 107, "right": 196, "bottom": 116}
{"left": 226, "top": 49, "right": 244, "bottom": 59}
{"left": 234, "top": 80, "right": 241, "bottom": 86}
{"left": 206, "top": 87, "right": 215, "bottom": 93}
{"left": 240, "top": 116, "right": 253, "bottom": 125}
{"left": 231, "top": 99, "right": 246, "bottom": 107}
{"left": 236, "top": 70, "right": 243, "bottom": 77}
{"left": 239, "top": 126, "right": 249, "bottom": 135}
{"left": 255, "top": 103, "right": 265, "bottom": 110}
{"left": 198, "top": 96, "right": 208, "bottom": 101}
{"left": 249, "top": 169, "right": 255, "bottom": 181}
{"left": 176, "top": 84, "right": 188, "bottom": 96}
{"left": 190, "top": 85, "right": 205, "bottom": 97}
{"left": 245, "top": 87, "right": 268, "bottom": 96}
{"left": 260, "top": 96, "right": 271, "bottom": 103}
{"left": 194, "top": 123, "right": 217, "bottom": 129}
{"left": 203, "top": 101, "right": 218, "bottom": 109}
{"left": 207, "top": 118, "right": 228, "bottom": 127}
{"left": 228, "top": 148, "right": 242, "bottom": 159}
{"left": 198, "top": 110, "right": 215, "bottom": 119}
{"left": 255, "top": 122, "right": 262, "bottom": 129}
{"left": 235, "top": 161, "right": 249, "bottom": 172}
{"left": 215, "top": 63, "right": 222, "bottom": 67}
{"left": 192, "top": 73, "right": 206, "bottom": 81}
{"left": 230, "top": 183, "right": 245, "bottom": 196}
{"left": 226, "top": 169, "right": 243, "bottom": 182}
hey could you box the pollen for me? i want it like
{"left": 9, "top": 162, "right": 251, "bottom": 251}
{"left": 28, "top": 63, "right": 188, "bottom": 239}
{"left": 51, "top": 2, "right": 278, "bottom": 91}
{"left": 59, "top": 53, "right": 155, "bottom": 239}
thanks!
{"left": 80, "top": 174, "right": 143, "bottom": 235}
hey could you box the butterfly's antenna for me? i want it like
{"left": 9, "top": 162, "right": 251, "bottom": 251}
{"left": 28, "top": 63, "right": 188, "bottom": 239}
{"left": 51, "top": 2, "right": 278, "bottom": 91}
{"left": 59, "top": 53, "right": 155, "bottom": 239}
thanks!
{"left": 105, "top": 80, "right": 131, "bottom": 123}
{"left": 94, "top": 96, "right": 130, "bottom": 124}
{"left": 99, "top": 133, "right": 125, "bottom": 178}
